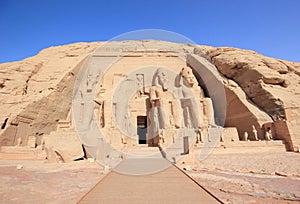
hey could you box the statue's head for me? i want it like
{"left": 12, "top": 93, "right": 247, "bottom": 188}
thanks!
{"left": 152, "top": 68, "right": 170, "bottom": 91}
{"left": 179, "top": 67, "right": 197, "bottom": 87}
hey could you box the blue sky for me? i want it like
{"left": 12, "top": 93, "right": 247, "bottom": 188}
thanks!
{"left": 0, "top": 0, "right": 299, "bottom": 63}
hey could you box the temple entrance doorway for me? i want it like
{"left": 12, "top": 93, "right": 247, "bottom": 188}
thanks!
{"left": 137, "top": 116, "right": 147, "bottom": 144}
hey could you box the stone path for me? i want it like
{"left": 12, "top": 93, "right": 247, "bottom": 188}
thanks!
{"left": 78, "top": 158, "right": 221, "bottom": 204}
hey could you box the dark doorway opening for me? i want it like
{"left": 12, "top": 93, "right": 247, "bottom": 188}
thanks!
{"left": 137, "top": 116, "right": 147, "bottom": 144}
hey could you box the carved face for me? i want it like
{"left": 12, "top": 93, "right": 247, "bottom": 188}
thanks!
{"left": 157, "top": 70, "right": 168, "bottom": 84}
{"left": 136, "top": 74, "right": 143, "bottom": 82}
{"left": 156, "top": 68, "right": 170, "bottom": 90}
{"left": 180, "top": 67, "right": 197, "bottom": 87}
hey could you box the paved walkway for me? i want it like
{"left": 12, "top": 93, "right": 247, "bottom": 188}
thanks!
{"left": 78, "top": 158, "right": 221, "bottom": 204}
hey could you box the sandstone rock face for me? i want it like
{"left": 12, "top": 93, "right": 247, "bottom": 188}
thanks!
{"left": 200, "top": 47, "right": 300, "bottom": 120}
{"left": 199, "top": 46, "right": 300, "bottom": 149}
{"left": 0, "top": 42, "right": 101, "bottom": 146}
{"left": 0, "top": 40, "right": 299, "bottom": 153}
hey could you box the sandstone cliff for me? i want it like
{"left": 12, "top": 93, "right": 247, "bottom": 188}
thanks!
{"left": 0, "top": 42, "right": 101, "bottom": 145}
{"left": 0, "top": 41, "right": 299, "bottom": 150}
{"left": 198, "top": 46, "right": 300, "bottom": 149}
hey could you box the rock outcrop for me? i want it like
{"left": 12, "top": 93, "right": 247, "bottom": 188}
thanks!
{"left": 0, "top": 40, "right": 299, "bottom": 152}
{"left": 0, "top": 42, "right": 101, "bottom": 146}
{"left": 199, "top": 46, "right": 300, "bottom": 149}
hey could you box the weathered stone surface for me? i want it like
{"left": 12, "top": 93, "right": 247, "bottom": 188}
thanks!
{"left": 222, "top": 79, "right": 273, "bottom": 140}
{"left": 187, "top": 53, "right": 273, "bottom": 140}
{"left": 199, "top": 46, "right": 300, "bottom": 150}
{"left": 0, "top": 42, "right": 101, "bottom": 146}
{"left": 0, "top": 40, "right": 299, "bottom": 153}
{"left": 199, "top": 46, "right": 300, "bottom": 120}
{"left": 43, "top": 128, "right": 84, "bottom": 162}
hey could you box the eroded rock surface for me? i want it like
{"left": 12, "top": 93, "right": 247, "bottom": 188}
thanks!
{"left": 0, "top": 42, "right": 101, "bottom": 146}
{"left": 0, "top": 41, "right": 299, "bottom": 151}
{"left": 198, "top": 46, "right": 300, "bottom": 149}
{"left": 199, "top": 46, "right": 300, "bottom": 120}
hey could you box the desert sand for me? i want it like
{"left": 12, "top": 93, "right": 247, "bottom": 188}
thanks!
{"left": 180, "top": 152, "right": 300, "bottom": 203}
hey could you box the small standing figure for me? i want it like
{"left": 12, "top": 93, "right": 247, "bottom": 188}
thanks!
{"left": 220, "top": 132, "right": 224, "bottom": 142}
{"left": 41, "top": 139, "right": 45, "bottom": 150}
{"left": 265, "top": 127, "right": 272, "bottom": 141}
{"left": 243, "top": 132, "right": 248, "bottom": 141}
{"left": 196, "top": 128, "right": 203, "bottom": 143}
{"left": 252, "top": 125, "right": 259, "bottom": 141}
{"left": 136, "top": 74, "right": 145, "bottom": 95}
{"left": 159, "top": 130, "right": 165, "bottom": 144}
{"left": 207, "top": 125, "right": 211, "bottom": 142}
{"left": 17, "top": 137, "right": 22, "bottom": 146}
{"left": 86, "top": 74, "right": 93, "bottom": 93}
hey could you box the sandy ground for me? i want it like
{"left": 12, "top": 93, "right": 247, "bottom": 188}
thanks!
{"left": 0, "top": 159, "right": 105, "bottom": 203}
{"left": 179, "top": 152, "right": 300, "bottom": 204}
{"left": 0, "top": 152, "right": 300, "bottom": 204}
